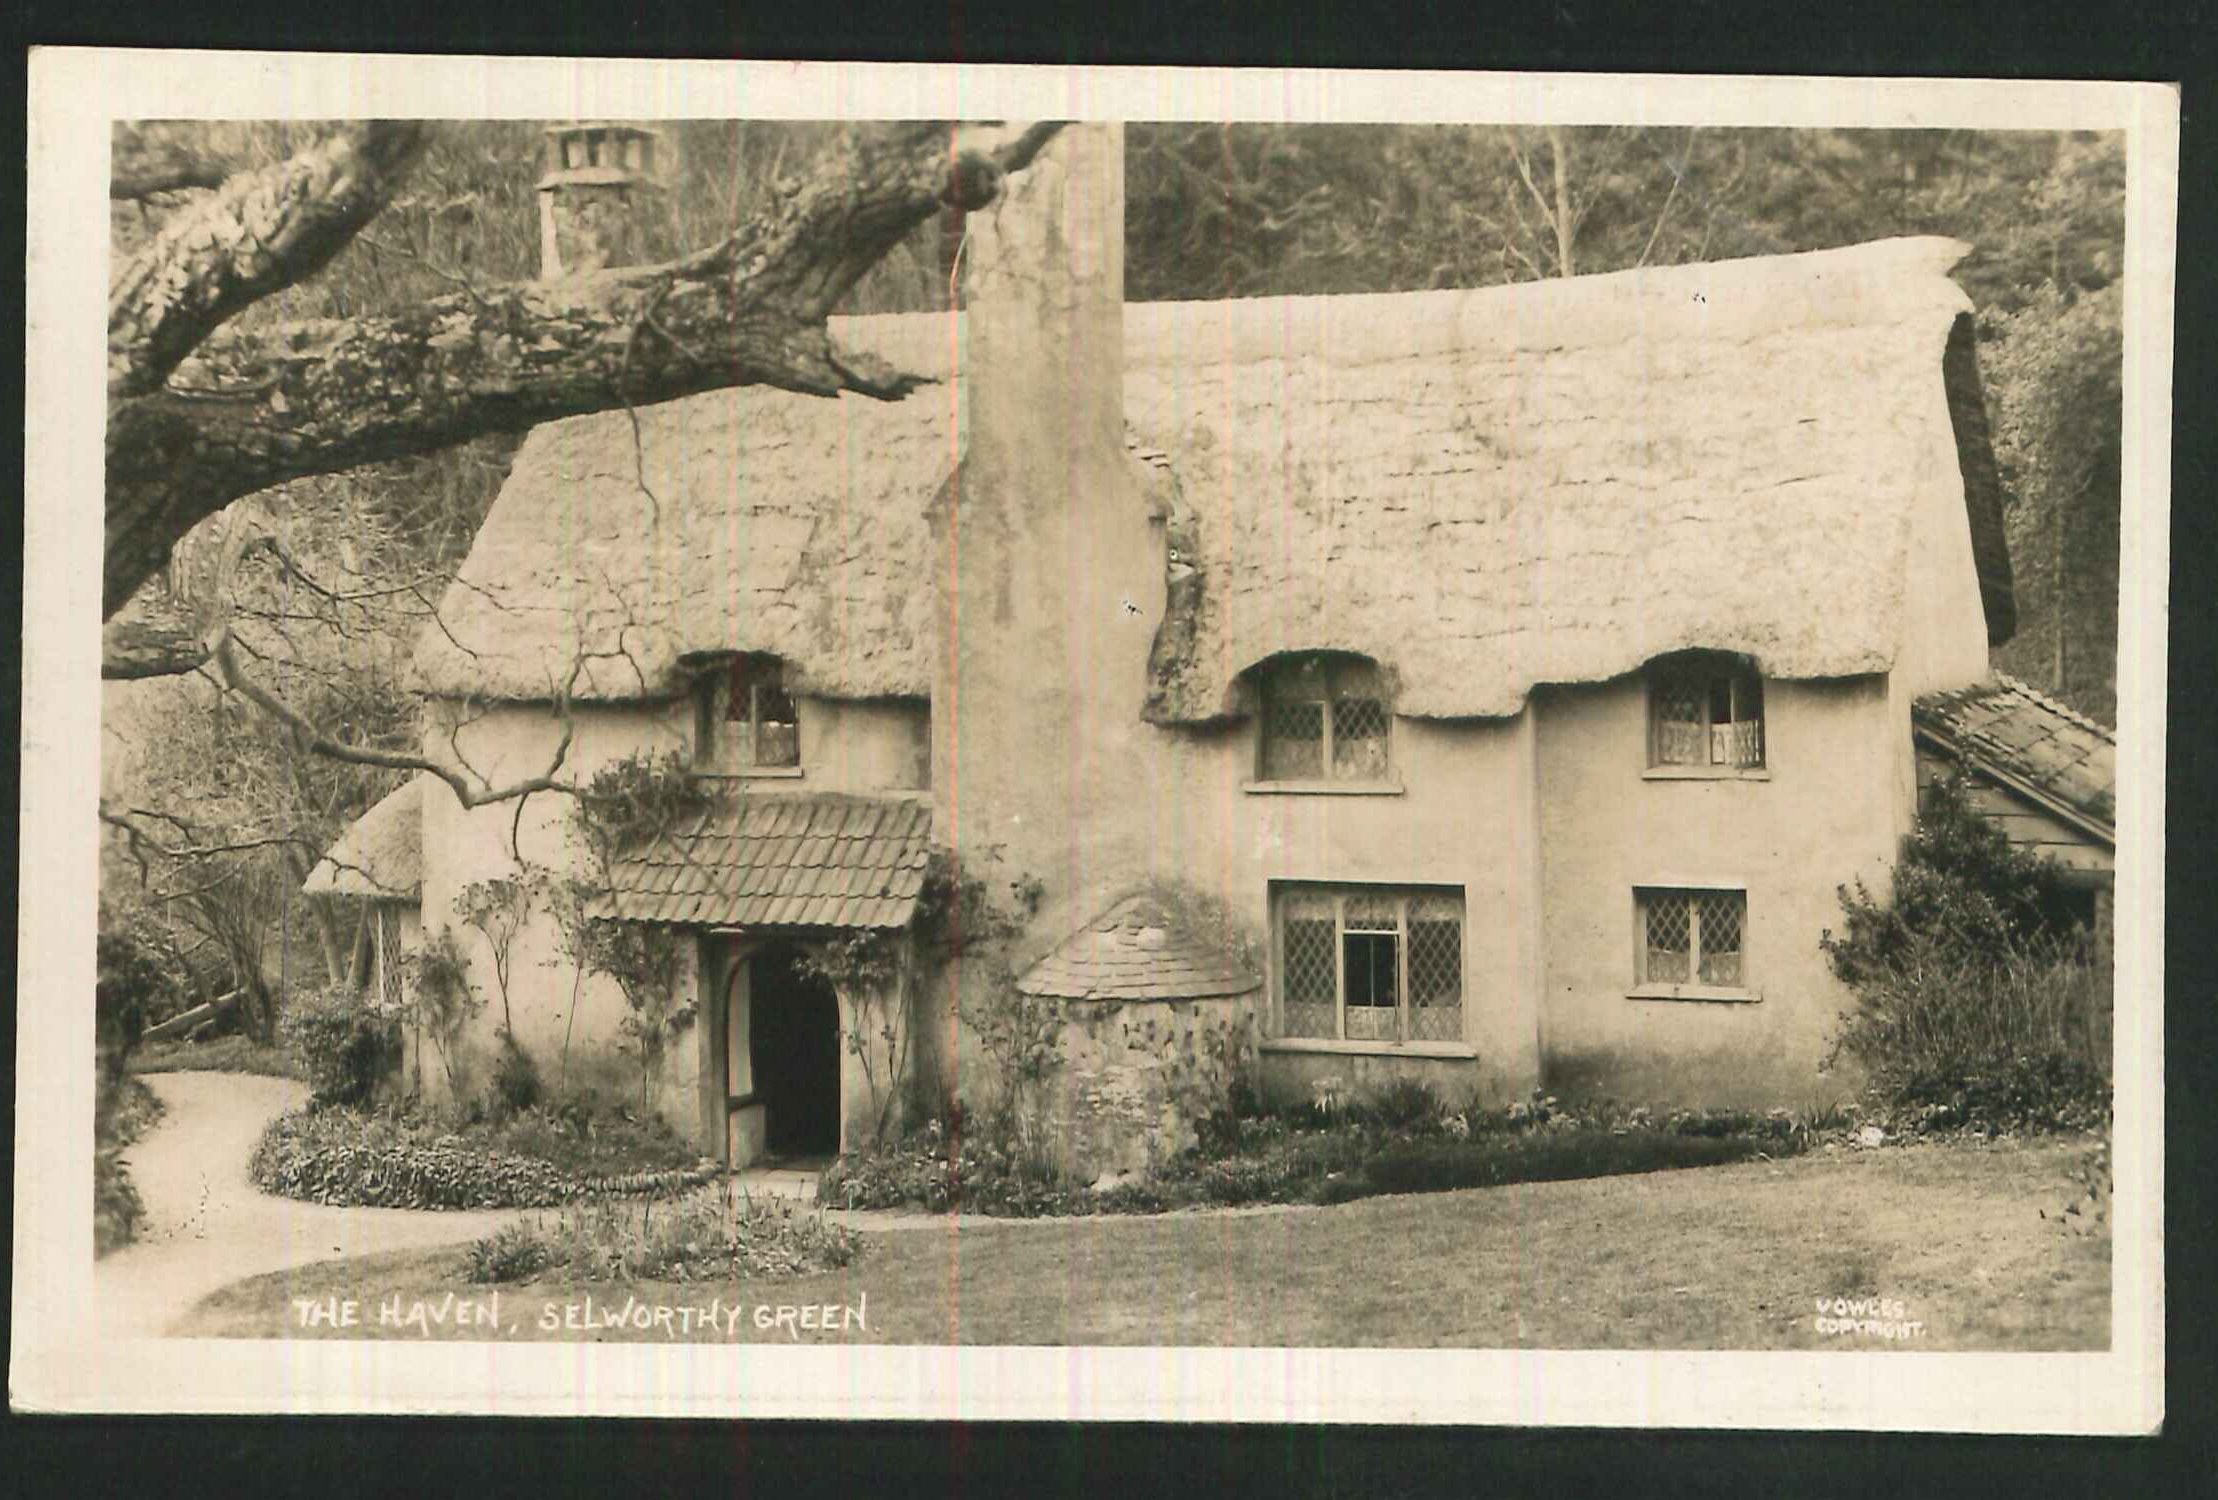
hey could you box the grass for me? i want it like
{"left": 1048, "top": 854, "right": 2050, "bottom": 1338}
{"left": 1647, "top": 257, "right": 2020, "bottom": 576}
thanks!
{"left": 176, "top": 1135, "right": 2108, "bottom": 1349}
{"left": 130, "top": 1033, "right": 303, "bottom": 1079}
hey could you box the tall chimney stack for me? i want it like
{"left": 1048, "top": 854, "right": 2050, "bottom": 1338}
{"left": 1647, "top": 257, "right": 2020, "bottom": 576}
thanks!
{"left": 933, "top": 124, "right": 1167, "bottom": 939}
{"left": 537, "top": 121, "right": 663, "bottom": 280}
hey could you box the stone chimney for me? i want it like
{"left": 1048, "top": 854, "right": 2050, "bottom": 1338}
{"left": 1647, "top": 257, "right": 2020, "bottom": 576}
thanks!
{"left": 537, "top": 121, "right": 663, "bottom": 279}
{"left": 932, "top": 124, "right": 1167, "bottom": 938}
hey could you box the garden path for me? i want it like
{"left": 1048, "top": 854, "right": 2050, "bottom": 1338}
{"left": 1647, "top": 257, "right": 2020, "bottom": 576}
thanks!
{"left": 95, "top": 1071, "right": 534, "bottom": 1338}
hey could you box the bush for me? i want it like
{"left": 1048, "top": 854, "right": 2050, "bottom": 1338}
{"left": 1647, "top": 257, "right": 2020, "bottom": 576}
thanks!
{"left": 492, "top": 1038, "right": 543, "bottom": 1118}
{"left": 467, "top": 1190, "right": 862, "bottom": 1284}
{"left": 1363, "top": 1077, "right": 1447, "bottom": 1132}
{"left": 1823, "top": 776, "right": 2111, "bottom": 1132}
{"left": 278, "top": 985, "right": 402, "bottom": 1108}
{"left": 97, "top": 915, "right": 182, "bottom": 1082}
{"left": 94, "top": 1074, "right": 165, "bottom": 1255}
{"left": 465, "top": 1221, "right": 551, "bottom": 1284}
{"left": 251, "top": 1098, "right": 712, "bottom": 1210}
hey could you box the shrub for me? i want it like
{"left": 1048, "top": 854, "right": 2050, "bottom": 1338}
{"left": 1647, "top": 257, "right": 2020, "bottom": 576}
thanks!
{"left": 97, "top": 915, "right": 182, "bottom": 1083}
{"left": 492, "top": 1038, "right": 544, "bottom": 1118}
{"left": 278, "top": 985, "right": 402, "bottom": 1108}
{"left": 471, "top": 1189, "right": 861, "bottom": 1284}
{"left": 465, "top": 1221, "right": 551, "bottom": 1284}
{"left": 1823, "top": 774, "right": 2111, "bottom": 1132}
{"left": 250, "top": 1099, "right": 711, "bottom": 1210}
{"left": 1363, "top": 1077, "right": 1446, "bottom": 1132}
{"left": 93, "top": 1074, "right": 165, "bottom": 1255}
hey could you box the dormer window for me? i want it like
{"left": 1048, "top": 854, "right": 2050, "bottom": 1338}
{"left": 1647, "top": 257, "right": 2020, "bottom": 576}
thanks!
{"left": 700, "top": 654, "right": 799, "bottom": 773}
{"left": 1648, "top": 651, "right": 1765, "bottom": 773}
{"left": 1255, "top": 653, "right": 1392, "bottom": 786}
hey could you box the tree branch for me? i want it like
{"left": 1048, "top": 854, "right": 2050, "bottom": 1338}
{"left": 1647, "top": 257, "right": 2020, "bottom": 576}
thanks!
{"left": 103, "top": 120, "right": 1065, "bottom": 619}
{"left": 211, "top": 628, "right": 579, "bottom": 811}
{"left": 109, "top": 121, "right": 433, "bottom": 401}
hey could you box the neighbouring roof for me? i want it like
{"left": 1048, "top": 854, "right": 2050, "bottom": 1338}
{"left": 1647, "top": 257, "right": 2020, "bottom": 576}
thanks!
{"left": 301, "top": 775, "right": 425, "bottom": 901}
{"left": 599, "top": 792, "right": 931, "bottom": 929}
{"left": 412, "top": 237, "right": 2013, "bottom": 722}
{"left": 1913, "top": 674, "right": 2116, "bottom": 842}
{"left": 1017, "top": 891, "right": 1262, "bottom": 1002}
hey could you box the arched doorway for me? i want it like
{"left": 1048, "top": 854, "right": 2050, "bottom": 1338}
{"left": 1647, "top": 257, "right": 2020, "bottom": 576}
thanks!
{"left": 745, "top": 943, "right": 842, "bottom": 1160}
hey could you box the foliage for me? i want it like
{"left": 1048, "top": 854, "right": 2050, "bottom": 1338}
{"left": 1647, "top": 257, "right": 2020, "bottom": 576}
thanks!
{"left": 2044, "top": 1132, "right": 2112, "bottom": 1235}
{"left": 1823, "top": 775, "right": 2111, "bottom": 1132}
{"left": 797, "top": 930, "right": 912, "bottom": 1145}
{"left": 464, "top": 1221, "right": 551, "bottom": 1285}
{"left": 96, "top": 913, "right": 183, "bottom": 1081}
{"left": 491, "top": 1036, "right": 544, "bottom": 1118}
{"left": 130, "top": 1032, "right": 304, "bottom": 1079}
{"left": 1823, "top": 775, "right": 2085, "bottom": 987}
{"left": 574, "top": 750, "right": 718, "bottom": 859}
{"left": 466, "top": 1186, "right": 861, "bottom": 1285}
{"left": 825, "top": 1091, "right": 1819, "bottom": 1219}
{"left": 455, "top": 876, "right": 529, "bottom": 1039}
{"left": 94, "top": 1074, "right": 165, "bottom": 1256}
{"left": 278, "top": 983, "right": 403, "bottom": 1108}
{"left": 574, "top": 918, "right": 692, "bottom": 1110}
{"left": 250, "top": 1099, "right": 710, "bottom": 1210}
{"left": 402, "top": 927, "right": 483, "bottom": 1095}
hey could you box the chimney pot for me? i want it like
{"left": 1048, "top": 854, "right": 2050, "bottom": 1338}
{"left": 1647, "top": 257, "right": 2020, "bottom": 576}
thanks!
{"left": 537, "top": 121, "right": 665, "bottom": 281}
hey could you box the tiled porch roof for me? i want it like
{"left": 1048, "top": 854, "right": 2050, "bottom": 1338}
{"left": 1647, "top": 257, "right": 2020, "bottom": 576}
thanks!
{"left": 601, "top": 793, "right": 931, "bottom": 929}
{"left": 1912, "top": 674, "right": 2116, "bottom": 842}
{"left": 1018, "top": 891, "right": 1263, "bottom": 1002}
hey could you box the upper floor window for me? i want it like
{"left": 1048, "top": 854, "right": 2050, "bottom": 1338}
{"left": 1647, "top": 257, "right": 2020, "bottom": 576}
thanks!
{"left": 1649, "top": 652, "right": 1765, "bottom": 771}
{"left": 1256, "top": 653, "right": 1392, "bottom": 784}
{"left": 700, "top": 654, "right": 799, "bottom": 773}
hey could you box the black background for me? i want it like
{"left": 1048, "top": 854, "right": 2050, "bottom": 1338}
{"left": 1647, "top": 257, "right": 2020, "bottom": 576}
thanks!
{"left": 6, "top": 2, "right": 2213, "bottom": 1494}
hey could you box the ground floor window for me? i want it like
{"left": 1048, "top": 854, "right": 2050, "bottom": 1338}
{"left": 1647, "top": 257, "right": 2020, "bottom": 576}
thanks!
{"left": 1635, "top": 886, "right": 1747, "bottom": 991}
{"left": 1275, "top": 884, "right": 1464, "bottom": 1043}
{"left": 374, "top": 904, "right": 409, "bottom": 1011}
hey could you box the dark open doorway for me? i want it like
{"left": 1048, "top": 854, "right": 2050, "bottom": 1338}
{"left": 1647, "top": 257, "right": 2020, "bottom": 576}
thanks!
{"left": 747, "top": 943, "right": 842, "bottom": 1160}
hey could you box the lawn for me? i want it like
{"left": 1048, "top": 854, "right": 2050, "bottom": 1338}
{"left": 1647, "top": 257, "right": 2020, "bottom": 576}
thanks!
{"left": 176, "top": 1135, "right": 2108, "bottom": 1349}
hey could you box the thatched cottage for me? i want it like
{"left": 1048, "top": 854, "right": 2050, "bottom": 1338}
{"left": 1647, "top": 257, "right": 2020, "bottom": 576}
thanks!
{"left": 308, "top": 125, "right": 2025, "bottom": 1175}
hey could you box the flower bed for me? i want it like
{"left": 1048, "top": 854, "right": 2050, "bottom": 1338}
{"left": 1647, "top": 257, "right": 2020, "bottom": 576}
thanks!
{"left": 824, "top": 1093, "right": 1822, "bottom": 1218}
{"left": 464, "top": 1189, "right": 861, "bottom": 1284}
{"left": 250, "top": 1104, "right": 719, "bottom": 1211}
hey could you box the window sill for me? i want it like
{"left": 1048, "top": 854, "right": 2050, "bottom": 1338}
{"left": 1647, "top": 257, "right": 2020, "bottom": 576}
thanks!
{"left": 1261, "top": 1037, "right": 1477, "bottom": 1059}
{"left": 1626, "top": 984, "right": 1762, "bottom": 1004}
{"left": 1243, "top": 779, "right": 1405, "bottom": 797}
{"left": 695, "top": 766, "right": 805, "bottom": 781}
{"left": 1641, "top": 766, "right": 1771, "bottom": 782}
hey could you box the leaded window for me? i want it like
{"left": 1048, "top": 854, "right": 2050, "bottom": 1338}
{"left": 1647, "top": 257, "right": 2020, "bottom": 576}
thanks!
{"left": 375, "top": 905, "right": 408, "bottom": 1012}
{"left": 1256, "top": 655, "right": 1392, "bottom": 783}
{"left": 700, "top": 654, "right": 800, "bottom": 771}
{"left": 1274, "top": 885, "right": 1464, "bottom": 1044}
{"left": 1636, "top": 887, "right": 1748, "bottom": 991}
{"left": 1649, "top": 652, "right": 1765, "bottom": 769}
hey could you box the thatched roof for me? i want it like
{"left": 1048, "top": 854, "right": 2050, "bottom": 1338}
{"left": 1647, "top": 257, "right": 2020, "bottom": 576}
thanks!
{"left": 301, "top": 774, "right": 424, "bottom": 901}
{"left": 412, "top": 237, "right": 2012, "bottom": 721}
{"left": 1017, "top": 891, "right": 1262, "bottom": 1001}
{"left": 1913, "top": 674, "right": 2115, "bottom": 842}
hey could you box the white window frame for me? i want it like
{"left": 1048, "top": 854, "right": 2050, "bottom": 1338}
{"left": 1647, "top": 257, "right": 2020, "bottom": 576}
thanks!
{"left": 698, "top": 655, "right": 803, "bottom": 777}
{"left": 1270, "top": 883, "right": 1466, "bottom": 1047}
{"left": 1630, "top": 884, "right": 1759, "bottom": 1003}
{"left": 1645, "top": 652, "right": 1768, "bottom": 778}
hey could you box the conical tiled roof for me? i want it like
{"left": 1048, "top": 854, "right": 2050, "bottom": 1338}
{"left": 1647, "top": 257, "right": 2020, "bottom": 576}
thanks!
{"left": 1017, "top": 892, "right": 1262, "bottom": 1001}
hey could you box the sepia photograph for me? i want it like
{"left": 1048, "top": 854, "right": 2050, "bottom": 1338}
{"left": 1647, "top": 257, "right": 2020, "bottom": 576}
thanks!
{"left": 18, "top": 55, "right": 2173, "bottom": 1428}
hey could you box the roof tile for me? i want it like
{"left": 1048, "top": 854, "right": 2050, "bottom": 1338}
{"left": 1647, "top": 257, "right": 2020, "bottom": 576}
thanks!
{"left": 602, "top": 792, "right": 932, "bottom": 929}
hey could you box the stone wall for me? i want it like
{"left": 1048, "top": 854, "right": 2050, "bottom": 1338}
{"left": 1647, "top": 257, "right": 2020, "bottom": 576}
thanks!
{"left": 1022, "top": 993, "right": 1258, "bottom": 1182}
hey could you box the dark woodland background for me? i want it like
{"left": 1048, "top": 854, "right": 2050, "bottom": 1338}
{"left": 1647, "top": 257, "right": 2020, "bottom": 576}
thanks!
{"left": 101, "top": 121, "right": 2125, "bottom": 1018}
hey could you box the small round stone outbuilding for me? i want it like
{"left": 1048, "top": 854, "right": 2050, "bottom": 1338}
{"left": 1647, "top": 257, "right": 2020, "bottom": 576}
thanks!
{"left": 1015, "top": 890, "right": 1262, "bottom": 1182}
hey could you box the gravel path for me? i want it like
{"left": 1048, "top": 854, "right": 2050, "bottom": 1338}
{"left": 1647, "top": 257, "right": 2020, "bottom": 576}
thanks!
{"left": 95, "top": 1072, "right": 533, "bottom": 1338}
